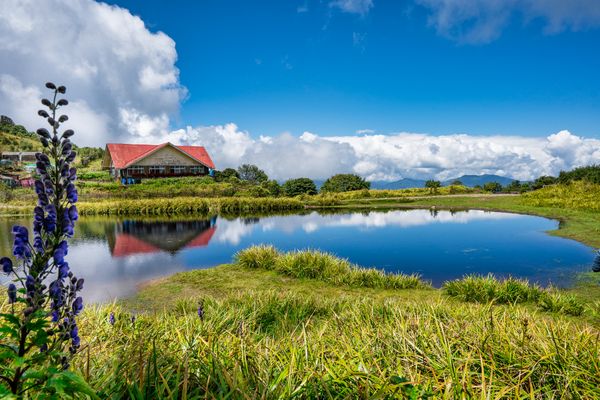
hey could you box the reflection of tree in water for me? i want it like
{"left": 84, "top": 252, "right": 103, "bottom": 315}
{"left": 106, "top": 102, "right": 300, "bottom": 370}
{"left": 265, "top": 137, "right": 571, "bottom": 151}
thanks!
{"left": 429, "top": 208, "right": 438, "bottom": 218}
{"left": 242, "top": 217, "right": 260, "bottom": 225}
{"left": 109, "top": 217, "right": 217, "bottom": 256}
{"left": 593, "top": 252, "right": 600, "bottom": 272}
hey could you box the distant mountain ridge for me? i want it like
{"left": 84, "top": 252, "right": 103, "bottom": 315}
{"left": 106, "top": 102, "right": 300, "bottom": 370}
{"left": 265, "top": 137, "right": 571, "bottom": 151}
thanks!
{"left": 369, "top": 174, "right": 515, "bottom": 189}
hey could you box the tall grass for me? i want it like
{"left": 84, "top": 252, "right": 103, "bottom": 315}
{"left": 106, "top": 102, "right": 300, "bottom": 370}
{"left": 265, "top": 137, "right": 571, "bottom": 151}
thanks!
{"left": 235, "top": 245, "right": 430, "bottom": 290}
{"left": 75, "top": 197, "right": 304, "bottom": 216}
{"left": 521, "top": 181, "right": 600, "bottom": 211}
{"left": 67, "top": 291, "right": 600, "bottom": 398}
{"left": 444, "top": 275, "right": 586, "bottom": 316}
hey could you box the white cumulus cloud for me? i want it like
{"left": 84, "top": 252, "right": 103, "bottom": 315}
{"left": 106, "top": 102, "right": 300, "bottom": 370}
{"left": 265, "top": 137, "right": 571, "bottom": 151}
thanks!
{"left": 143, "top": 124, "right": 600, "bottom": 182}
{"left": 0, "top": 0, "right": 184, "bottom": 146}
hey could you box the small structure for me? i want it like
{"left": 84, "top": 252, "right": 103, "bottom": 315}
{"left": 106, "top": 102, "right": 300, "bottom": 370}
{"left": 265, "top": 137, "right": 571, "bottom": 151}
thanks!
{"left": 102, "top": 142, "right": 215, "bottom": 180}
{"left": 1, "top": 152, "right": 38, "bottom": 163}
{"left": 18, "top": 175, "right": 35, "bottom": 188}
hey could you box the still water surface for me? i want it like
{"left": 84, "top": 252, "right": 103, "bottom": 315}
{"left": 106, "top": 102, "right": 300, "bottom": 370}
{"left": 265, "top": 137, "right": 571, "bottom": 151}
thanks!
{"left": 0, "top": 209, "right": 596, "bottom": 302}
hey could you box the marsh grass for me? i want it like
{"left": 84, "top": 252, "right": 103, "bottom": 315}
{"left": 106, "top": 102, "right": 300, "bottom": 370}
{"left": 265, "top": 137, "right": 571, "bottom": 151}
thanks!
{"left": 443, "top": 275, "right": 586, "bottom": 316}
{"left": 235, "top": 245, "right": 430, "bottom": 290}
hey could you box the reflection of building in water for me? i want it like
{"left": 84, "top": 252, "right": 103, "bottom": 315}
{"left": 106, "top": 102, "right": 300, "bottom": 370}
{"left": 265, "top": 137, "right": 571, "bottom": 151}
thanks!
{"left": 109, "top": 218, "right": 217, "bottom": 257}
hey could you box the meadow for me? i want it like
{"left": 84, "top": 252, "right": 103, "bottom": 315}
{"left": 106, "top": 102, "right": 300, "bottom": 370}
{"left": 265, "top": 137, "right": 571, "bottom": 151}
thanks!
{"left": 54, "top": 247, "right": 599, "bottom": 399}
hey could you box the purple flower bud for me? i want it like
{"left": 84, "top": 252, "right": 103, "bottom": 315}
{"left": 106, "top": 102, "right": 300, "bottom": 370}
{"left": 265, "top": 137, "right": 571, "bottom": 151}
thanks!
{"left": 25, "top": 275, "right": 35, "bottom": 292}
{"left": 197, "top": 305, "right": 204, "bottom": 320}
{"left": 41, "top": 98, "right": 52, "bottom": 107}
{"left": 58, "top": 115, "right": 68, "bottom": 123}
{"left": 57, "top": 86, "right": 66, "bottom": 94}
{"left": 54, "top": 248, "right": 65, "bottom": 265}
{"left": 35, "top": 161, "right": 47, "bottom": 171}
{"left": 51, "top": 310, "right": 60, "bottom": 322}
{"left": 72, "top": 297, "right": 83, "bottom": 315}
{"left": 109, "top": 312, "right": 115, "bottom": 325}
{"left": 38, "top": 110, "right": 49, "bottom": 118}
{"left": 7, "top": 284, "right": 17, "bottom": 304}
{"left": 70, "top": 326, "right": 78, "bottom": 339}
{"left": 57, "top": 99, "right": 68, "bottom": 106}
{"left": 62, "top": 129, "right": 74, "bottom": 138}
{"left": 12, "top": 225, "right": 29, "bottom": 240}
{"left": 68, "top": 168, "right": 77, "bottom": 182}
{"left": 36, "top": 128, "right": 51, "bottom": 138}
{"left": 33, "top": 236, "right": 44, "bottom": 252}
{"left": 61, "top": 142, "right": 72, "bottom": 156}
{"left": 66, "top": 183, "right": 78, "bottom": 203}
{"left": 68, "top": 206, "right": 78, "bottom": 221}
{"left": 34, "top": 181, "right": 44, "bottom": 195}
{"left": 58, "top": 263, "right": 69, "bottom": 279}
{"left": 38, "top": 194, "right": 49, "bottom": 207}
{"left": 45, "top": 82, "right": 56, "bottom": 90}
{"left": 75, "top": 278, "right": 84, "bottom": 291}
{"left": 66, "top": 151, "right": 77, "bottom": 163}
{"left": 58, "top": 240, "right": 68, "bottom": 255}
{"left": 1, "top": 257, "right": 13, "bottom": 273}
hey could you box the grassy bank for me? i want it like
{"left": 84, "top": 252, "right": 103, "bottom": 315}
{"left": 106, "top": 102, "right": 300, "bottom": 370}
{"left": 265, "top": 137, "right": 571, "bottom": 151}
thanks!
{"left": 60, "top": 248, "right": 600, "bottom": 398}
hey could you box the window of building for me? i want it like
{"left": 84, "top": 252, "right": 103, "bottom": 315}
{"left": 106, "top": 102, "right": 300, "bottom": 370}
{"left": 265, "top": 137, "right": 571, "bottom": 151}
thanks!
{"left": 126, "top": 166, "right": 145, "bottom": 175}
{"left": 171, "top": 166, "right": 186, "bottom": 174}
{"left": 149, "top": 166, "right": 166, "bottom": 174}
{"left": 190, "top": 166, "right": 206, "bottom": 174}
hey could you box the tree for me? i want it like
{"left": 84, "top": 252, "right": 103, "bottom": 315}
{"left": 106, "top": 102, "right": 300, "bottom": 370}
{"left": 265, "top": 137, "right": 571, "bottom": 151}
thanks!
{"left": 504, "top": 180, "right": 522, "bottom": 193}
{"left": 483, "top": 181, "right": 503, "bottom": 193}
{"left": 450, "top": 179, "right": 463, "bottom": 186}
{"left": 532, "top": 175, "right": 558, "bottom": 190}
{"left": 282, "top": 178, "right": 317, "bottom": 197}
{"left": 261, "top": 179, "right": 281, "bottom": 196}
{"left": 558, "top": 165, "right": 600, "bottom": 185}
{"left": 237, "top": 164, "right": 268, "bottom": 183}
{"left": 214, "top": 168, "right": 239, "bottom": 182}
{"left": 425, "top": 180, "right": 441, "bottom": 194}
{"left": 320, "top": 174, "right": 370, "bottom": 193}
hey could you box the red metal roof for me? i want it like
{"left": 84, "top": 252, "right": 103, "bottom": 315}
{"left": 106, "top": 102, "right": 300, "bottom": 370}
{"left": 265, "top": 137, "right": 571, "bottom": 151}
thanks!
{"left": 106, "top": 143, "right": 215, "bottom": 169}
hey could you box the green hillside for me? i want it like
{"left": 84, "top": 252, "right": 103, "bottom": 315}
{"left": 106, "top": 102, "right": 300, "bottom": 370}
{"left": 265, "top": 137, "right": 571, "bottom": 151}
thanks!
{"left": 0, "top": 115, "right": 41, "bottom": 152}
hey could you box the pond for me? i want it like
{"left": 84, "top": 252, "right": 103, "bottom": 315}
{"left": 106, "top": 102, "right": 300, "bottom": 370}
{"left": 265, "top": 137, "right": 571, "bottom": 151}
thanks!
{"left": 0, "top": 209, "right": 597, "bottom": 302}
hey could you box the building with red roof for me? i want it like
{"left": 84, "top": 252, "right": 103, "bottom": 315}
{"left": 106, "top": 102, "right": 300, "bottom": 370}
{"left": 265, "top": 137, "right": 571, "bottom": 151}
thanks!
{"left": 102, "top": 142, "right": 215, "bottom": 179}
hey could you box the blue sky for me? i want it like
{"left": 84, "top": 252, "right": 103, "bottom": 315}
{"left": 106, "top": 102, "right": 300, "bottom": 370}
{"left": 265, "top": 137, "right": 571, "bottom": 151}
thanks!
{"left": 105, "top": 0, "right": 600, "bottom": 138}
{"left": 2, "top": 0, "right": 600, "bottom": 180}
